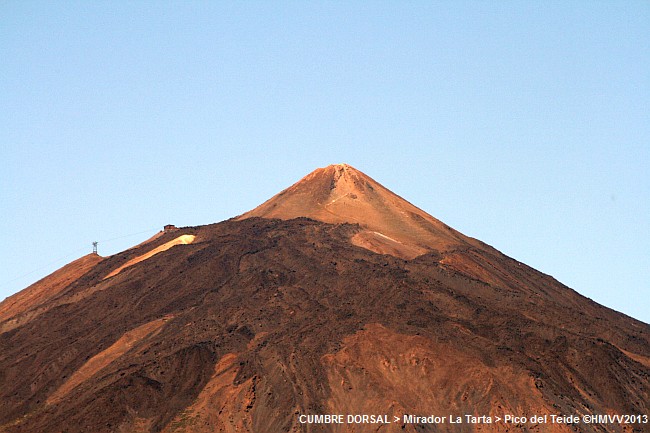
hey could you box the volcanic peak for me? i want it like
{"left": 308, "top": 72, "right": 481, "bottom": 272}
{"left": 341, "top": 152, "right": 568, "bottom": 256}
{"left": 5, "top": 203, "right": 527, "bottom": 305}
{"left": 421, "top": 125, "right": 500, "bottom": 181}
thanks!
{"left": 237, "top": 163, "right": 478, "bottom": 258}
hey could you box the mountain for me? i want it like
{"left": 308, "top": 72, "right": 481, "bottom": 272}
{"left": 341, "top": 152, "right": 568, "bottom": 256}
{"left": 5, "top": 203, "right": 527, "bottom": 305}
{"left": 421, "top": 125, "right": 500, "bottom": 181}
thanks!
{"left": 0, "top": 164, "right": 648, "bottom": 433}
{"left": 236, "top": 163, "right": 477, "bottom": 258}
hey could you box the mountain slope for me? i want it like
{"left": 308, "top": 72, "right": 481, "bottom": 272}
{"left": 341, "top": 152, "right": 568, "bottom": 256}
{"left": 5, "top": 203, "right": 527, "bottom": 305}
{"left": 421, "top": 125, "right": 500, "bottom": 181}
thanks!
{"left": 0, "top": 165, "right": 648, "bottom": 433}
{"left": 0, "top": 253, "right": 103, "bottom": 331}
{"left": 237, "top": 163, "right": 482, "bottom": 259}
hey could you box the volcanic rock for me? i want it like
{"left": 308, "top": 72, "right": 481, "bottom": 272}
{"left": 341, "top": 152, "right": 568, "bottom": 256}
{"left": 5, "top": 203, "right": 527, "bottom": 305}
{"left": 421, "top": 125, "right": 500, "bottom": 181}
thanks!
{"left": 0, "top": 164, "right": 648, "bottom": 433}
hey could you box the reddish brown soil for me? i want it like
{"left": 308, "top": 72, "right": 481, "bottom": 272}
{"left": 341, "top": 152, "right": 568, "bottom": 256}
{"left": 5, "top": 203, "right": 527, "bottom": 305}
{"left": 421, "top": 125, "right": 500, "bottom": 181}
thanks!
{"left": 0, "top": 165, "right": 648, "bottom": 433}
{"left": 0, "top": 253, "right": 103, "bottom": 330}
{"left": 237, "top": 164, "right": 482, "bottom": 255}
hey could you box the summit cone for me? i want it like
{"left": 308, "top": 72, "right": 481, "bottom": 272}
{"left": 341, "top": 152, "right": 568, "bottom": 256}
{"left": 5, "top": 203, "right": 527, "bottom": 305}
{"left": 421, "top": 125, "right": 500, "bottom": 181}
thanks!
{"left": 237, "top": 163, "right": 478, "bottom": 258}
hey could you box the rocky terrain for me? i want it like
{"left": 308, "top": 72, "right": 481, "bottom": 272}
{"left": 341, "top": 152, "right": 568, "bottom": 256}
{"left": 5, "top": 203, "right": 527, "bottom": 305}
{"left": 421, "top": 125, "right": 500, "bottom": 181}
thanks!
{"left": 1, "top": 164, "right": 648, "bottom": 432}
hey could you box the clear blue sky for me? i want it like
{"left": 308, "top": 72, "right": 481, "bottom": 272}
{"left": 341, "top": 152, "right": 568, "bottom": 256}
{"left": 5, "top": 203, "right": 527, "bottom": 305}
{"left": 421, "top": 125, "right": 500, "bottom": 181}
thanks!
{"left": 1, "top": 2, "right": 648, "bottom": 323}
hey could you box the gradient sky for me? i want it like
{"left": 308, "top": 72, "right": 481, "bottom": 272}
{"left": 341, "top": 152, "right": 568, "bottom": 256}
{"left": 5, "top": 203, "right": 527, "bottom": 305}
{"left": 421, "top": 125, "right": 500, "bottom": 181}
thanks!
{"left": 1, "top": 2, "right": 648, "bottom": 323}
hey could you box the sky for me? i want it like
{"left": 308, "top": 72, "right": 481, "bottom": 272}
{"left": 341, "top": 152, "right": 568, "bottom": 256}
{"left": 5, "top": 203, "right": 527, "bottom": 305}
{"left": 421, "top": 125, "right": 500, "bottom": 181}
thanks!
{"left": 1, "top": 1, "right": 648, "bottom": 324}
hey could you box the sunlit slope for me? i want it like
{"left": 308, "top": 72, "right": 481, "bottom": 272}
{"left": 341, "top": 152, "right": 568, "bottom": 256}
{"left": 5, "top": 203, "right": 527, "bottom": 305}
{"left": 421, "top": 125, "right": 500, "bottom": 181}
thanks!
{"left": 237, "top": 164, "right": 483, "bottom": 258}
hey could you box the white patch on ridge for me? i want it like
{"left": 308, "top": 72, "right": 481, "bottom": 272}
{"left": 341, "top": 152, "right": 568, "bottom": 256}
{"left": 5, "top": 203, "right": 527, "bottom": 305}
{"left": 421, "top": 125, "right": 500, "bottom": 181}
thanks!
{"left": 104, "top": 235, "right": 196, "bottom": 279}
